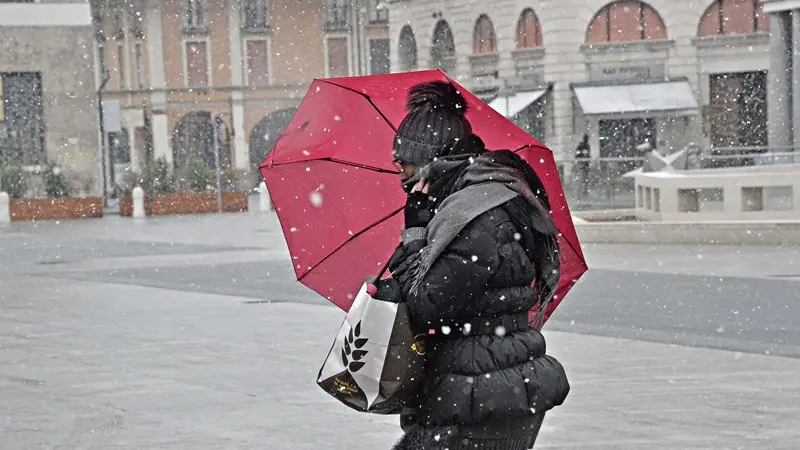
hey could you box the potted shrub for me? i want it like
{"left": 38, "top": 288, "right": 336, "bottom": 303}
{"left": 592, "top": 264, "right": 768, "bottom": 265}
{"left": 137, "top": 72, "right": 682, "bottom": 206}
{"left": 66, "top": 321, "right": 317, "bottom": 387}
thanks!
{"left": 0, "top": 163, "right": 28, "bottom": 200}
{"left": 8, "top": 164, "right": 103, "bottom": 221}
{"left": 120, "top": 157, "right": 176, "bottom": 216}
{"left": 120, "top": 158, "right": 249, "bottom": 217}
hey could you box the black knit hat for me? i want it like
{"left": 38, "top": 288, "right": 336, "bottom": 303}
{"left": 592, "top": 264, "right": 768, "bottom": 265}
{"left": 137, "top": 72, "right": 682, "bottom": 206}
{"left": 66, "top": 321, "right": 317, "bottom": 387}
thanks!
{"left": 392, "top": 81, "right": 472, "bottom": 167}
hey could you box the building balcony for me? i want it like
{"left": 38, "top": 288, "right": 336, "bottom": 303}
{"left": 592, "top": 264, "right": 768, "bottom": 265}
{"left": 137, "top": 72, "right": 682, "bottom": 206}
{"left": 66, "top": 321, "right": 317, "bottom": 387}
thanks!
{"left": 691, "top": 32, "right": 769, "bottom": 50}
{"left": 580, "top": 39, "right": 675, "bottom": 56}
{"left": 511, "top": 47, "right": 545, "bottom": 80}
{"left": 324, "top": 4, "right": 351, "bottom": 31}
{"left": 469, "top": 53, "right": 500, "bottom": 91}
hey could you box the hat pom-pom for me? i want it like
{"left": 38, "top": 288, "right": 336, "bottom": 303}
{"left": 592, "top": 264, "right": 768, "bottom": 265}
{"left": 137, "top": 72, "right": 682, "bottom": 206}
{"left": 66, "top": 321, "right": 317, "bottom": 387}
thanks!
{"left": 406, "top": 81, "right": 468, "bottom": 116}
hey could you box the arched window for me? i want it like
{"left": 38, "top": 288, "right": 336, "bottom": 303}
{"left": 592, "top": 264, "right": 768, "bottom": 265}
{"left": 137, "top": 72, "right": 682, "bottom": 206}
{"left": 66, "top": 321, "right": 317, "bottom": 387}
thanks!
{"left": 516, "top": 8, "right": 543, "bottom": 49}
{"left": 697, "top": 0, "right": 769, "bottom": 36}
{"left": 398, "top": 25, "right": 418, "bottom": 71}
{"left": 585, "top": 1, "right": 667, "bottom": 43}
{"left": 473, "top": 15, "right": 497, "bottom": 54}
{"left": 431, "top": 20, "right": 456, "bottom": 71}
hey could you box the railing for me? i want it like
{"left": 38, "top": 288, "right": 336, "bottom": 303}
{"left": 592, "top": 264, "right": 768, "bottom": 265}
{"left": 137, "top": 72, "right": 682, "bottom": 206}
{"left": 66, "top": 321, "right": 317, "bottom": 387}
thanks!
{"left": 559, "top": 150, "right": 800, "bottom": 211}
{"left": 323, "top": 1, "right": 350, "bottom": 31}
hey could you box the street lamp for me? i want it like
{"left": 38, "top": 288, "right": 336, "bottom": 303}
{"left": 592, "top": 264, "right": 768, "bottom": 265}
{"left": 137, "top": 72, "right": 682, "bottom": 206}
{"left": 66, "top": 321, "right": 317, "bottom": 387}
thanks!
{"left": 211, "top": 112, "right": 225, "bottom": 213}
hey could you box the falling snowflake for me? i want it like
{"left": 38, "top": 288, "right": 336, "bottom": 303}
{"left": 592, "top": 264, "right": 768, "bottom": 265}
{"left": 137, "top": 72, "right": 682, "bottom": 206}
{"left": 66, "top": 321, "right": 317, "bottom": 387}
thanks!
{"left": 309, "top": 191, "right": 323, "bottom": 207}
{"left": 290, "top": 227, "right": 298, "bottom": 233}
{"left": 513, "top": 233, "right": 521, "bottom": 241}
{"left": 471, "top": 255, "right": 478, "bottom": 262}
{"left": 441, "top": 326, "right": 451, "bottom": 335}
{"left": 334, "top": 115, "right": 342, "bottom": 121}
{"left": 495, "top": 326, "right": 506, "bottom": 337}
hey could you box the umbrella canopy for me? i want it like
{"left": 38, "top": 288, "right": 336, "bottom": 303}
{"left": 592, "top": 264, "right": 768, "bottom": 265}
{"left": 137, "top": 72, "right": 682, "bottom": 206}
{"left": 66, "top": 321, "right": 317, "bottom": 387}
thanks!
{"left": 260, "top": 69, "right": 586, "bottom": 325}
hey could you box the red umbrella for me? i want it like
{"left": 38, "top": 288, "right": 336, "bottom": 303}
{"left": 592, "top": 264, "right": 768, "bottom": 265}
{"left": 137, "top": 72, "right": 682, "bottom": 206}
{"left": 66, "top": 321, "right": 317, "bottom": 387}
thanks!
{"left": 259, "top": 70, "right": 586, "bottom": 325}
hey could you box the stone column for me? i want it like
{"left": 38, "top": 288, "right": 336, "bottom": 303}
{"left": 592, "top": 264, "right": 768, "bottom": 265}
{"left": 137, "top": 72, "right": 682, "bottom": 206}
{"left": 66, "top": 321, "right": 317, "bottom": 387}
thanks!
{"left": 793, "top": 10, "right": 800, "bottom": 152}
{"left": 768, "top": 11, "right": 793, "bottom": 151}
{"left": 227, "top": 3, "right": 248, "bottom": 171}
{"left": 126, "top": 125, "right": 139, "bottom": 173}
{"left": 145, "top": 0, "right": 172, "bottom": 166}
{"left": 587, "top": 118, "right": 601, "bottom": 159}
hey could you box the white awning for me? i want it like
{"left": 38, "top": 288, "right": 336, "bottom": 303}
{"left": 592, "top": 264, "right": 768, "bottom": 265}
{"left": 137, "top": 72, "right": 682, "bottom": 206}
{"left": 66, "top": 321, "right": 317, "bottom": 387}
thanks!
{"left": 488, "top": 90, "right": 547, "bottom": 117}
{"left": 573, "top": 81, "right": 699, "bottom": 117}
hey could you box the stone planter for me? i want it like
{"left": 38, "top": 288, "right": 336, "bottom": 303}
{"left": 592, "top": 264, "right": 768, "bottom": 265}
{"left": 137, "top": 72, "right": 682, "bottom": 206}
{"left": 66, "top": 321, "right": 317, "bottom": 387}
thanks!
{"left": 119, "top": 192, "right": 248, "bottom": 217}
{"left": 10, "top": 197, "right": 104, "bottom": 222}
{"left": 119, "top": 194, "right": 134, "bottom": 217}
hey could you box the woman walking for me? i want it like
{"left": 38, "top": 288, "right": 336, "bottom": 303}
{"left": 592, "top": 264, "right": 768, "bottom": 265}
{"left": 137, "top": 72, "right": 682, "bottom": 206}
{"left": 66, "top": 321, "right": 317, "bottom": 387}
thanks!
{"left": 373, "top": 81, "right": 570, "bottom": 450}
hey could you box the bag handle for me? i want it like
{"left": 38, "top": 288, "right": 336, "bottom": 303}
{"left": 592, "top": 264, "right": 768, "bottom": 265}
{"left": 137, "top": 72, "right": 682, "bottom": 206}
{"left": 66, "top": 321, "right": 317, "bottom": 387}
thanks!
{"left": 366, "top": 243, "right": 401, "bottom": 285}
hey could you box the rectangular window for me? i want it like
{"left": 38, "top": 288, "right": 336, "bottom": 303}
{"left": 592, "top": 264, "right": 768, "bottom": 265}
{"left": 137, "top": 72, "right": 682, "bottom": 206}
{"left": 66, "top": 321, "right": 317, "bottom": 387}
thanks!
{"left": 245, "top": 40, "right": 270, "bottom": 86}
{"left": 243, "top": 0, "right": 269, "bottom": 29}
{"left": 117, "top": 43, "right": 126, "bottom": 88}
{"left": 111, "top": 4, "right": 125, "bottom": 40}
{"left": 369, "top": 38, "right": 390, "bottom": 75}
{"left": 367, "top": 0, "right": 388, "bottom": 23}
{"left": 185, "top": 41, "right": 209, "bottom": 88}
{"left": 326, "top": 37, "right": 349, "bottom": 77}
{"left": 183, "top": 0, "right": 206, "bottom": 30}
{"left": 134, "top": 42, "right": 144, "bottom": 89}
{"left": 129, "top": 1, "right": 144, "bottom": 39}
{"left": 708, "top": 71, "right": 767, "bottom": 150}
{"left": 0, "top": 72, "right": 44, "bottom": 165}
{"left": 323, "top": 0, "right": 349, "bottom": 30}
{"left": 109, "top": 130, "right": 131, "bottom": 165}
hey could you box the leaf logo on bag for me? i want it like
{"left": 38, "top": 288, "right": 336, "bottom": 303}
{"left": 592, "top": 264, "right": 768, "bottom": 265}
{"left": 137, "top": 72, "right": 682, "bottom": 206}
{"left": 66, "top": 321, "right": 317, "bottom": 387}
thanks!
{"left": 340, "top": 321, "right": 369, "bottom": 373}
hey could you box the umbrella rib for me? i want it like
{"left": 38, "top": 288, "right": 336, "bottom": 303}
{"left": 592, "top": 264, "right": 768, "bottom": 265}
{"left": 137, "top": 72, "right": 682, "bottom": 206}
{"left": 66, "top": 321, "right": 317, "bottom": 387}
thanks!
{"left": 326, "top": 158, "right": 399, "bottom": 174}
{"left": 319, "top": 79, "right": 398, "bottom": 133}
{"left": 297, "top": 207, "right": 403, "bottom": 283}
{"left": 265, "top": 156, "right": 399, "bottom": 174}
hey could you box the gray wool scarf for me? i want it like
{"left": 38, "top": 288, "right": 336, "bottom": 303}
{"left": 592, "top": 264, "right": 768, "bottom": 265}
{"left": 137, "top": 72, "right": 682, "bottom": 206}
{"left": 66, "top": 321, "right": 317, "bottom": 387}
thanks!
{"left": 407, "top": 152, "right": 558, "bottom": 306}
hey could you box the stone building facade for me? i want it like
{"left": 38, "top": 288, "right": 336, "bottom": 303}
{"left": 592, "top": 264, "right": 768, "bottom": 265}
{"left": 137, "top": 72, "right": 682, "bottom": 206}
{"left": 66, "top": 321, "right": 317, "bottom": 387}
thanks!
{"left": 387, "top": 0, "right": 772, "bottom": 160}
{"left": 0, "top": 1, "right": 101, "bottom": 195}
{"left": 93, "top": 0, "right": 390, "bottom": 190}
{"left": 763, "top": 0, "right": 800, "bottom": 155}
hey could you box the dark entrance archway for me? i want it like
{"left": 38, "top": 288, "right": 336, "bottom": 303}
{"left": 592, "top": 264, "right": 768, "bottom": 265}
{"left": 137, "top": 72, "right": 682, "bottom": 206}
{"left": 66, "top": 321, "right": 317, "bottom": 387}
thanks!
{"left": 172, "top": 111, "right": 231, "bottom": 170}
{"left": 249, "top": 108, "right": 297, "bottom": 169}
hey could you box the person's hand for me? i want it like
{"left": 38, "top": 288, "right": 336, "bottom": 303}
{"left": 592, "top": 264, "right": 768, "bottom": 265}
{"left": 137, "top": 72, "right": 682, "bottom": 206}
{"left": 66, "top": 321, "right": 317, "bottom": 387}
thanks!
{"left": 404, "top": 178, "right": 434, "bottom": 229}
{"left": 366, "top": 278, "right": 401, "bottom": 303}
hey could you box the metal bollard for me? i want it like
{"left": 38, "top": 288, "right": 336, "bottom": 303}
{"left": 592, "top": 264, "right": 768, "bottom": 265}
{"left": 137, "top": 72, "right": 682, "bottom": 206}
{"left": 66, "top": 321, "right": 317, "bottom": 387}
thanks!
{"left": 0, "top": 192, "right": 9, "bottom": 223}
{"left": 258, "top": 181, "right": 271, "bottom": 212}
{"left": 132, "top": 186, "right": 145, "bottom": 219}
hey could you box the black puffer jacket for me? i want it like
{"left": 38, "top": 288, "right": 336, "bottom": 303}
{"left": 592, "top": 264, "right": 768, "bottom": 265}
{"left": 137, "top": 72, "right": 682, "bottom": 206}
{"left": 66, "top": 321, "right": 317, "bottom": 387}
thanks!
{"left": 385, "top": 187, "right": 570, "bottom": 449}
